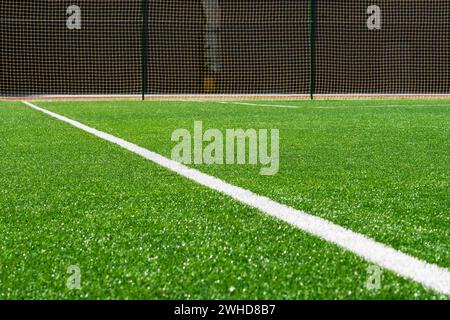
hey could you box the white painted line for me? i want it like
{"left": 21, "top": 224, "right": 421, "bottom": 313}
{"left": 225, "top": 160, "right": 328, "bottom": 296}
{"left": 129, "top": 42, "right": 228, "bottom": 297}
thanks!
{"left": 316, "top": 104, "right": 450, "bottom": 109}
{"left": 23, "top": 101, "right": 450, "bottom": 296}
{"left": 220, "top": 102, "right": 449, "bottom": 110}
{"left": 187, "top": 100, "right": 301, "bottom": 109}
{"left": 189, "top": 100, "right": 448, "bottom": 110}
{"left": 219, "top": 101, "right": 301, "bottom": 109}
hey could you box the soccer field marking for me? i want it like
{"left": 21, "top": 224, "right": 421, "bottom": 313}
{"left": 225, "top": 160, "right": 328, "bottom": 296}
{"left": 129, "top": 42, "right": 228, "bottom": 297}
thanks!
{"left": 187, "top": 100, "right": 301, "bottom": 109}
{"left": 23, "top": 101, "right": 450, "bottom": 296}
{"left": 188, "top": 100, "right": 449, "bottom": 110}
{"left": 316, "top": 104, "right": 450, "bottom": 109}
{"left": 222, "top": 102, "right": 449, "bottom": 109}
{"left": 218, "top": 101, "right": 301, "bottom": 109}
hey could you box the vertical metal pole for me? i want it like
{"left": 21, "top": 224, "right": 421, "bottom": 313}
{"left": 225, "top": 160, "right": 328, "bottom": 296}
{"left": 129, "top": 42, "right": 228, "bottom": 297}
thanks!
{"left": 310, "top": 0, "right": 317, "bottom": 100}
{"left": 203, "top": 0, "right": 221, "bottom": 93}
{"left": 142, "top": 0, "right": 149, "bottom": 100}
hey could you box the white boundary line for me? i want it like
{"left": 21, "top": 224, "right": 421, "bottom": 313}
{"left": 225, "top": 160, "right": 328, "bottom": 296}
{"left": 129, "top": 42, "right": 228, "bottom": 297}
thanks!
{"left": 216, "top": 102, "right": 450, "bottom": 110}
{"left": 190, "top": 100, "right": 449, "bottom": 110}
{"left": 23, "top": 101, "right": 450, "bottom": 296}
{"left": 316, "top": 104, "right": 450, "bottom": 109}
{"left": 182, "top": 100, "right": 301, "bottom": 109}
{"left": 218, "top": 101, "right": 301, "bottom": 109}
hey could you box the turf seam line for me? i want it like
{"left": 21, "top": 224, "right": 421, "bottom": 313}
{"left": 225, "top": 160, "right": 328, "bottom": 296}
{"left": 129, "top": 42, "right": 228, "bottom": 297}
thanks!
{"left": 22, "top": 101, "right": 450, "bottom": 296}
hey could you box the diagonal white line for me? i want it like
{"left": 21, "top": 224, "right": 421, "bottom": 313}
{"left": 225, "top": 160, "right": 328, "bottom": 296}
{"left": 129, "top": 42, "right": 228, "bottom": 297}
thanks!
{"left": 23, "top": 101, "right": 450, "bottom": 296}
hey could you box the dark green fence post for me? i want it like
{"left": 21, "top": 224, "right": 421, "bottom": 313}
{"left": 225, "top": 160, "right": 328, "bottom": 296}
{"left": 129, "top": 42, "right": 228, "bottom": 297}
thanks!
{"left": 142, "top": 0, "right": 149, "bottom": 100}
{"left": 310, "top": 0, "right": 317, "bottom": 100}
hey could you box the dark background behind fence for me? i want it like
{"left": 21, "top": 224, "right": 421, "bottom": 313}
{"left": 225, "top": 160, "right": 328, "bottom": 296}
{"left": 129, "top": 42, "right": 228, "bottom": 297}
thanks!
{"left": 0, "top": 0, "right": 141, "bottom": 95}
{"left": 217, "top": 0, "right": 310, "bottom": 94}
{"left": 0, "top": 0, "right": 448, "bottom": 97}
{"left": 316, "top": 0, "right": 449, "bottom": 94}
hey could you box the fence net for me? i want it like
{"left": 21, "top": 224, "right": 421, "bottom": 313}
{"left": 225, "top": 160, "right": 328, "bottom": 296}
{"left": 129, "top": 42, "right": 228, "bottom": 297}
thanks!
{"left": 315, "top": 0, "right": 449, "bottom": 94}
{"left": 216, "top": 0, "right": 310, "bottom": 94}
{"left": 147, "top": 0, "right": 310, "bottom": 94}
{"left": 0, "top": 0, "right": 448, "bottom": 97}
{"left": 0, "top": 0, "right": 141, "bottom": 96}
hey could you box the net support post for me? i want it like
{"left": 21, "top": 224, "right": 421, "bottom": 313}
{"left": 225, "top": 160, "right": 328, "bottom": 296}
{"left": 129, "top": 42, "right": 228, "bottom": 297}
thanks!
{"left": 141, "top": 0, "right": 149, "bottom": 100}
{"left": 310, "top": 0, "right": 317, "bottom": 100}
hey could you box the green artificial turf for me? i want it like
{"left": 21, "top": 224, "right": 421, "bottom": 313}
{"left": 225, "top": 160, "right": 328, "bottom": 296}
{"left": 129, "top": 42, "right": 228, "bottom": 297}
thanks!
{"left": 38, "top": 99, "right": 450, "bottom": 269}
{"left": 0, "top": 100, "right": 448, "bottom": 299}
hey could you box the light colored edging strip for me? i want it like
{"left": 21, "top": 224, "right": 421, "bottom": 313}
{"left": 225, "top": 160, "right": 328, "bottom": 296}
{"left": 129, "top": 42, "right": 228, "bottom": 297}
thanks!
{"left": 23, "top": 101, "right": 450, "bottom": 296}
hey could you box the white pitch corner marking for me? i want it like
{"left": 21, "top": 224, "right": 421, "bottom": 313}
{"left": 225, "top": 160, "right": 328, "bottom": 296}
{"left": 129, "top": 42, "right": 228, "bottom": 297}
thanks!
{"left": 22, "top": 101, "right": 450, "bottom": 296}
